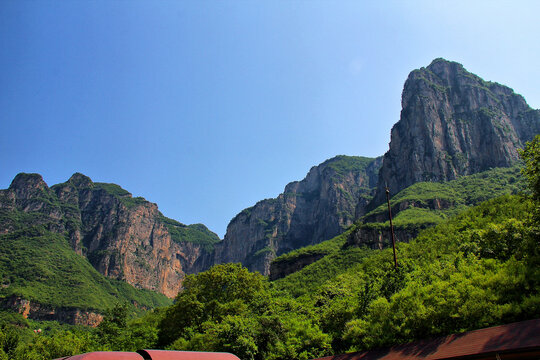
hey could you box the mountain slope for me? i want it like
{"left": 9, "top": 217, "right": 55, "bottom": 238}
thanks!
{"left": 212, "top": 155, "right": 382, "bottom": 275}
{"left": 271, "top": 193, "right": 539, "bottom": 353}
{"left": 0, "top": 173, "right": 219, "bottom": 298}
{"left": 270, "top": 165, "right": 525, "bottom": 280}
{"left": 0, "top": 225, "right": 171, "bottom": 325}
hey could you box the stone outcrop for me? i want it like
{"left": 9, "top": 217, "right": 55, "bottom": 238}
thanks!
{"left": 269, "top": 252, "right": 326, "bottom": 281}
{"left": 346, "top": 225, "right": 422, "bottom": 250}
{"left": 0, "top": 296, "right": 104, "bottom": 327}
{"left": 369, "top": 58, "right": 540, "bottom": 208}
{"left": 212, "top": 156, "right": 382, "bottom": 275}
{"left": 0, "top": 173, "right": 219, "bottom": 298}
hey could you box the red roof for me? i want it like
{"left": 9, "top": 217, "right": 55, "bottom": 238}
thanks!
{"left": 55, "top": 352, "right": 142, "bottom": 360}
{"left": 315, "top": 318, "right": 540, "bottom": 360}
{"left": 55, "top": 350, "right": 241, "bottom": 360}
{"left": 138, "top": 350, "right": 241, "bottom": 360}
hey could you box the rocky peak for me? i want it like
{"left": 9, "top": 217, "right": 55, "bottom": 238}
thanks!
{"left": 9, "top": 173, "right": 48, "bottom": 198}
{"left": 68, "top": 173, "right": 94, "bottom": 189}
{"left": 1, "top": 172, "right": 218, "bottom": 298}
{"left": 369, "top": 58, "right": 540, "bottom": 208}
{"left": 4, "top": 173, "right": 55, "bottom": 213}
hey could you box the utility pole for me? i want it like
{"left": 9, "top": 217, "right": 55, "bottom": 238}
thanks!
{"left": 385, "top": 184, "right": 398, "bottom": 269}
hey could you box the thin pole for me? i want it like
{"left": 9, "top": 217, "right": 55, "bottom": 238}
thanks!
{"left": 385, "top": 184, "right": 398, "bottom": 269}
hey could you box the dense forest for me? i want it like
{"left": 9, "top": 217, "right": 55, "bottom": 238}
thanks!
{"left": 0, "top": 135, "right": 538, "bottom": 360}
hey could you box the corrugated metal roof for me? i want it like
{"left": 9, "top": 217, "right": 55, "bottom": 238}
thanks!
{"left": 56, "top": 352, "right": 143, "bottom": 360}
{"left": 315, "top": 318, "right": 540, "bottom": 360}
{"left": 56, "top": 350, "right": 241, "bottom": 360}
{"left": 137, "top": 350, "right": 240, "bottom": 360}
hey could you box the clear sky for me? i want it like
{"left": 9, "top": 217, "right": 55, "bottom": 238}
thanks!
{"left": 1, "top": 0, "right": 539, "bottom": 237}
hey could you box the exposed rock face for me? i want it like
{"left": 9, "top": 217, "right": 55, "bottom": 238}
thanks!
{"left": 0, "top": 173, "right": 218, "bottom": 298}
{"left": 0, "top": 296, "right": 103, "bottom": 327}
{"left": 346, "top": 225, "right": 422, "bottom": 250}
{"left": 213, "top": 156, "right": 382, "bottom": 275}
{"left": 370, "top": 58, "right": 540, "bottom": 208}
{"left": 269, "top": 252, "right": 326, "bottom": 281}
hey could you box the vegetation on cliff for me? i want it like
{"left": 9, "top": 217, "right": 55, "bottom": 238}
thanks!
{"left": 0, "top": 171, "right": 221, "bottom": 303}
{"left": 270, "top": 164, "right": 526, "bottom": 281}
{"left": 159, "top": 216, "right": 220, "bottom": 251}
{"left": 0, "top": 223, "right": 171, "bottom": 312}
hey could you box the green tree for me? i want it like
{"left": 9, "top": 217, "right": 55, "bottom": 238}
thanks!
{"left": 518, "top": 134, "right": 540, "bottom": 269}
{"left": 157, "top": 263, "right": 268, "bottom": 347}
{"left": 520, "top": 134, "right": 540, "bottom": 201}
{"left": 96, "top": 303, "right": 129, "bottom": 350}
{"left": 0, "top": 326, "right": 19, "bottom": 359}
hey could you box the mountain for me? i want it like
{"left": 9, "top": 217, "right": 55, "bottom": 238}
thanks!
{"left": 0, "top": 173, "right": 219, "bottom": 299}
{"left": 270, "top": 165, "right": 525, "bottom": 280}
{"left": 2, "top": 58, "right": 539, "bottom": 324}
{"left": 0, "top": 225, "right": 171, "bottom": 325}
{"left": 211, "top": 156, "right": 382, "bottom": 275}
{"left": 210, "top": 58, "right": 540, "bottom": 276}
{"left": 369, "top": 58, "right": 540, "bottom": 209}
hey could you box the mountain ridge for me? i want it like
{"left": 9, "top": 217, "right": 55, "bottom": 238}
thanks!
{"left": 0, "top": 172, "right": 219, "bottom": 298}
{"left": 209, "top": 155, "right": 383, "bottom": 275}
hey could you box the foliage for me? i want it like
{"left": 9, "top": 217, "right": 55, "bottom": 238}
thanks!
{"left": 159, "top": 216, "right": 220, "bottom": 251}
{"left": 3, "top": 190, "right": 539, "bottom": 359}
{"left": 272, "top": 192, "right": 539, "bottom": 353}
{"left": 321, "top": 155, "right": 377, "bottom": 180}
{"left": 365, "top": 165, "right": 525, "bottom": 227}
{"left": 272, "top": 226, "right": 352, "bottom": 264}
{"left": 156, "top": 263, "right": 331, "bottom": 360}
{"left": 520, "top": 134, "right": 540, "bottom": 201}
{"left": 157, "top": 263, "right": 268, "bottom": 347}
{"left": 93, "top": 182, "right": 147, "bottom": 208}
{"left": 273, "top": 246, "right": 371, "bottom": 298}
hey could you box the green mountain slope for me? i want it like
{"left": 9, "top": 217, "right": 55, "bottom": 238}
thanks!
{"left": 0, "top": 223, "right": 171, "bottom": 313}
{"left": 270, "top": 165, "right": 526, "bottom": 280}
{"left": 364, "top": 165, "right": 525, "bottom": 227}
{"left": 273, "top": 193, "right": 539, "bottom": 352}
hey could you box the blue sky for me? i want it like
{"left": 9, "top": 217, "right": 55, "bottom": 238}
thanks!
{"left": 1, "top": 1, "right": 539, "bottom": 237}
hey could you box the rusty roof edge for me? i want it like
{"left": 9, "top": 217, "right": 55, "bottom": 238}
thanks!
{"left": 312, "top": 318, "right": 540, "bottom": 360}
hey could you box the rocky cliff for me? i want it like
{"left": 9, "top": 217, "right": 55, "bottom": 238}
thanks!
{"left": 0, "top": 296, "right": 103, "bottom": 327}
{"left": 369, "top": 58, "right": 540, "bottom": 208}
{"left": 212, "top": 156, "right": 382, "bottom": 275}
{"left": 0, "top": 173, "right": 219, "bottom": 298}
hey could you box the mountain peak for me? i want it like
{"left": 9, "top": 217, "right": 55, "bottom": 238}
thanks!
{"left": 370, "top": 59, "right": 540, "bottom": 208}
{"left": 427, "top": 57, "right": 463, "bottom": 70}
{"left": 9, "top": 173, "right": 48, "bottom": 193}
{"left": 68, "top": 172, "right": 94, "bottom": 189}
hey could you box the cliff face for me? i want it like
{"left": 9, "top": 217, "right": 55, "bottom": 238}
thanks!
{"left": 0, "top": 296, "right": 103, "bottom": 327}
{"left": 0, "top": 173, "right": 219, "bottom": 298}
{"left": 370, "top": 58, "right": 540, "bottom": 208}
{"left": 213, "top": 156, "right": 382, "bottom": 275}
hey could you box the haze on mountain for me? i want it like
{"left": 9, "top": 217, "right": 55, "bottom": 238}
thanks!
{"left": 1, "top": 1, "right": 540, "bottom": 239}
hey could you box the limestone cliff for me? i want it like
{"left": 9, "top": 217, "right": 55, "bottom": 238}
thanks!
{"left": 370, "top": 58, "right": 540, "bottom": 208}
{"left": 213, "top": 156, "right": 382, "bottom": 275}
{"left": 0, "top": 173, "right": 219, "bottom": 298}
